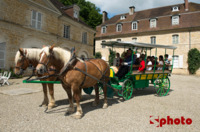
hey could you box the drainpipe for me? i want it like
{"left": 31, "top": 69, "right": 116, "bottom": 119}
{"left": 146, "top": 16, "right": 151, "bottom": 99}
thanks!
{"left": 189, "top": 31, "right": 191, "bottom": 50}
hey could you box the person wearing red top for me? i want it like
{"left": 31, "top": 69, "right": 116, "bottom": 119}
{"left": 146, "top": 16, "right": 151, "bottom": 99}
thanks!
{"left": 138, "top": 54, "right": 145, "bottom": 72}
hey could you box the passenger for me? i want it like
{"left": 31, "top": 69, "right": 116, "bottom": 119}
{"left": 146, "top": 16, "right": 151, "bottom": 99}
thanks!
{"left": 157, "top": 55, "right": 164, "bottom": 70}
{"left": 116, "top": 49, "right": 135, "bottom": 79}
{"left": 137, "top": 54, "right": 145, "bottom": 72}
{"left": 164, "top": 54, "right": 170, "bottom": 70}
{"left": 147, "top": 56, "right": 152, "bottom": 71}
{"left": 133, "top": 57, "right": 140, "bottom": 70}
{"left": 113, "top": 53, "right": 122, "bottom": 67}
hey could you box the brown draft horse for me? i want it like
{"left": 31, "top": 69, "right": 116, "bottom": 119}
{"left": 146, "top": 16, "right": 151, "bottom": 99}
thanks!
{"left": 14, "top": 48, "right": 57, "bottom": 109}
{"left": 36, "top": 45, "right": 110, "bottom": 119}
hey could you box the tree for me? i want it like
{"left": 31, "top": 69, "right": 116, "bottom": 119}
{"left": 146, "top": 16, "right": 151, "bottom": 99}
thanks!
{"left": 187, "top": 48, "right": 200, "bottom": 74}
{"left": 59, "top": 0, "right": 102, "bottom": 29}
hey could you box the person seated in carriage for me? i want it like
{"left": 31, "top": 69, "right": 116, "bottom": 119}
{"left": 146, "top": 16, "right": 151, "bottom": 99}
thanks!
{"left": 116, "top": 49, "right": 136, "bottom": 79}
{"left": 137, "top": 54, "right": 145, "bottom": 72}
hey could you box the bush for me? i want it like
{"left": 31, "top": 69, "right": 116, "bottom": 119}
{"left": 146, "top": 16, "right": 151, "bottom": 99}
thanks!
{"left": 109, "top": 49, "right": 116, "bottom": 66}
{"left": 95, "top": 52, "right": 102, "bottom": 59}
{"left": 187, "top": 48, "right": 200, "bottom": 74}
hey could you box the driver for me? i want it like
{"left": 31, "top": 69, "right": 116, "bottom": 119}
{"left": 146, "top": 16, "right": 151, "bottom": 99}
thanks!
{"left": 116, "top": 49, "right": 136, "bottom": 79}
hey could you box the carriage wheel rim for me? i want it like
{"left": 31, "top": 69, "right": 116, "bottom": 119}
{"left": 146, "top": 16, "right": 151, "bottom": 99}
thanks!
{"left": 122, "top": 79, "right": 133, "bottom": 100}
{"left": 154, "top": 77, "right": 170, "bottom": 96}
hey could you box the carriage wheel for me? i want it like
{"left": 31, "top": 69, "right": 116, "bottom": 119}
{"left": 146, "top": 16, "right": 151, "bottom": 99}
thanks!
{"left": 154, "top": 77, "right": 170, "bottom": 96}
{"left": 122, "top": 79, "right": 133, "bottom": 100}
{"left": 98, "top": 83, "right": 104, "bottom": 95}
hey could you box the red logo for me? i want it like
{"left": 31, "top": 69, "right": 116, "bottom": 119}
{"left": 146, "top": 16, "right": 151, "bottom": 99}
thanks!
{"left": 150, "top": 116, "right": 192, "bottom": 127}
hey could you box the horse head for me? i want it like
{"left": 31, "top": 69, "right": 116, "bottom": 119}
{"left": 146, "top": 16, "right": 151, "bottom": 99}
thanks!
{"left": 36, "top": 45, "right": 55, "bottom": 74}
{"left": 14, "top": 48, "right": 29, "bottom": 75}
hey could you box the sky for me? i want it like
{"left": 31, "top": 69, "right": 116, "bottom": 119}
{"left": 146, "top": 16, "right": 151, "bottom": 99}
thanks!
{"left": 86, "top": 0, "right": 200, "bottom": 18}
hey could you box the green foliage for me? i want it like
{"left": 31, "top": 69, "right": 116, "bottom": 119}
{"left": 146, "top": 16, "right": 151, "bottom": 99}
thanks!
{"left": 95, "top": 52, "right": 102, "bottom": 59}
{"left": 187, "top": 48, "right": 200, "bottom": 74}
{"left": 109, "top": 49, "right": 116, "bottom": 66}
{"left": 59, "top": 0, "right": 102, "bottom": 29}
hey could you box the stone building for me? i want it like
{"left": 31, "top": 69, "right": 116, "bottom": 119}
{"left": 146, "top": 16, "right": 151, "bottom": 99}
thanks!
{"left": 0, "top": 0, "right": 95, "bottom": 70}
{"left": 95, "top": 0, "right": 200, "bottom": 75}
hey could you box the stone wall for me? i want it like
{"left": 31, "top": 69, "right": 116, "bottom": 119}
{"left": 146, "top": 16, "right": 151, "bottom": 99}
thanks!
{"left": 0, "top": 0, "right": 95, "bottom": 71}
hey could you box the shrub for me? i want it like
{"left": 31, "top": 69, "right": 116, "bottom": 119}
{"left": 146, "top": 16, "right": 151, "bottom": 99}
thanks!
{"left": 95, "top": 52, "right": 102, "bottom": 59}
{"left": 187, "top": 48, "right": 200, "bottom": 74}
{"left": 109, "top": 49, "right": 116, "bottom": 66}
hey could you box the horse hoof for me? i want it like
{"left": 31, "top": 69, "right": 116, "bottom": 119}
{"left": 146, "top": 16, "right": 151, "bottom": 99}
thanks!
{"left": 72, "top": 113, "right": 82, "bottom": 119}
{"left": 103, "top": 103, "right": 108, "bottom": 109}
{"left": 48, "top": 104, "right": 57, "bottom": 109}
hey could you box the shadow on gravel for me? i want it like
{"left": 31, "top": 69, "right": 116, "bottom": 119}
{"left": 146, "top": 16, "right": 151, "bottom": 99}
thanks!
{"left": 133, "top": 86, "right": 174, "bottom": 97}
{"left": 46, "top": 94, "right": 120, "bottom": 117}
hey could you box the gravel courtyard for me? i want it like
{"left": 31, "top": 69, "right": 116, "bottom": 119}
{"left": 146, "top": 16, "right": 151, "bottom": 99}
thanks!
{"left": 0, "top": 75, "right": 200, "bottom": 132}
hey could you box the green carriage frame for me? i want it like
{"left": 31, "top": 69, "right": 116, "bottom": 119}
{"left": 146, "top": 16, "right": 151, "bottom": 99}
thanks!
{"left": 101, "top": 41, "right": 177, "bottom": 100}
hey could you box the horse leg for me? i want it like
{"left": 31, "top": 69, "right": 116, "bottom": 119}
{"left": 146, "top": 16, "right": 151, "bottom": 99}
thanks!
{"left": 102, "top": 78, "right": 108, "bottom": 109}
{"left": 47, "top": 83, "right": 56, "bottom": 109}
{"left": 62, "top": 83, "right": 75, "bottom": 115}
{"left": 40, "top": 83, "right": 49, "bottom": 107}
{"left": 72, "top": 84, "right": 83, "bottom": 119}
{"left": 92, "top": 84, "right": 99, "bottom": 107}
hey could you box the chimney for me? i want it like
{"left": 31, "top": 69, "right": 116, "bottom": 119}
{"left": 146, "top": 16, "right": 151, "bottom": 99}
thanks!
{"left": 102, "top": 11, "right": 108, "bottom": 23}
{"left": 129, "top": 6, "right": 135, "bottom": 15}
{"left": 184, "top": 0, "right": 189, "bottom": 11}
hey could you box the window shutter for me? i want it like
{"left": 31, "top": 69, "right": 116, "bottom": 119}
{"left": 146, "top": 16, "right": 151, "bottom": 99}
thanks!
{"left": 37, "top": 12, "right": 42, "bottom": 29}
{"left": 0, "top": 42, "right": 6, "bottom": 68}
{"left": 179, "top": 55, "right": 183, "bottom": 68}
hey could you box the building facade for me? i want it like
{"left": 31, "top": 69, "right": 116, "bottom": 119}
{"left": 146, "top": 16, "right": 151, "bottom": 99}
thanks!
{"left": 0, "top": 0, "right": 95, "bottom": 70}
{"left": 95, "top": 0, "right": 200, "bottom": 75}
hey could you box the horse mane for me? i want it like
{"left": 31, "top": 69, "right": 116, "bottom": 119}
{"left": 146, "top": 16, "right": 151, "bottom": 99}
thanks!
{"left": 15, "top": 48, "right": 41, "bottom": 64}
{"left": 42, "top": 47, "right": 71, "bottom": 65}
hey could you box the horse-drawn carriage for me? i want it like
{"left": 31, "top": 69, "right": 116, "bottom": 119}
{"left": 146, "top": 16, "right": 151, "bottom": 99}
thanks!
{"left": 15, "top": 41, "right": 176, "bottom": 118}
{"left": 100, "top": 41, "right": 177, "bottom": 100}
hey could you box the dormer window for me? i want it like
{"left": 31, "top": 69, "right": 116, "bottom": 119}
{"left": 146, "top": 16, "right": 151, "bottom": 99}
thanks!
{"left": 120, "top": 15, "right": 126, "bottom": 20}
{"left": 101, "top": 26, "right": 107, "bottom": 34}
{"left": 116, "top": 24, "right": 122, "bottom": 32}
{"left": 74, "top": 9, "right": 79, "bottom": 18}
{"left": 172, "top": 15, "right": 179, "bottom": 25}
{"left": 150, "top": 19, "right": 157, "bottom": 28}
{"left": 172, "top": 6, "right": 179, "bottom": 12}
{"left": 132, "top": 21, "right": 138, "bottom": 30}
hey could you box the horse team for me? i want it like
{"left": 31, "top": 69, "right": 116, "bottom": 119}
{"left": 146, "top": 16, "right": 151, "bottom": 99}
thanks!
{"left": 14, "top": 45, "right": 110, "bottom": 119}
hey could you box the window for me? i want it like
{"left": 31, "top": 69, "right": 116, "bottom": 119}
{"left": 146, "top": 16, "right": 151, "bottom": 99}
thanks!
{"left": 63, "top": 25, "right": 70, "bottom": 39}
{"left": 172, "top": 35, "right": 179, "bottom": 44}
{"left": 151, "top": 37, "right": 156, "bottom": 44}
{"left": 172, "top": 16, "right": 179, "bottom": 25}
{"left": 0, "top": 42, "right": 6, "bottom": 68}
{"left": 31, "top": 10, "right": 42, "bottom": 30}
{"left": 116, "top": 24, "right": 122, "bottom": 32}
{"left": 82, "top": 32, "right": 87, "bottom": 44}
{"left": 117, "top": 39, "right": 121, "bottom": 42}
{"left": 102, "top": 40, "right": 106, "bottom": 48}
{"left": 132, "top": 22, "right": 137, "bottom": 30}
{"left": 172, "top": 6, "right": 179, "bottom": 12}
{"left": 101, "top": 26, "right": 106, "bottom": 34}
{"left": 132, "top": 38, "right": 137, "bottom": 42}
{"left": 74, "top": 10, "right": 79, "bottom": 18}
{"left": 150, "top": 19, "right": 156, "bottom": 28}
{"left": 120, "top": 15, "right": 126, "bottom": 20}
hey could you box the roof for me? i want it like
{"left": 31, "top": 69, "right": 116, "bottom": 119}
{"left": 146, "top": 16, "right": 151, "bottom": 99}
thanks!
{"left": 101, "top": 41, "right": 177, "bottom": 50}
{"left": 96, "top": 2, "right": 200, "bottom": 38}
{"left": 49, "top": 0, "right": 94, "bottom": 30}
{"left": 100, "top": 2, "right": 200, "bottom": 26}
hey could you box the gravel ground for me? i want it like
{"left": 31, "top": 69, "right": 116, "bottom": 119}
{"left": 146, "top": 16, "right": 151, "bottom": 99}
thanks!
{"left": 0, "top": 75, "right": 200, "bottom": 132}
